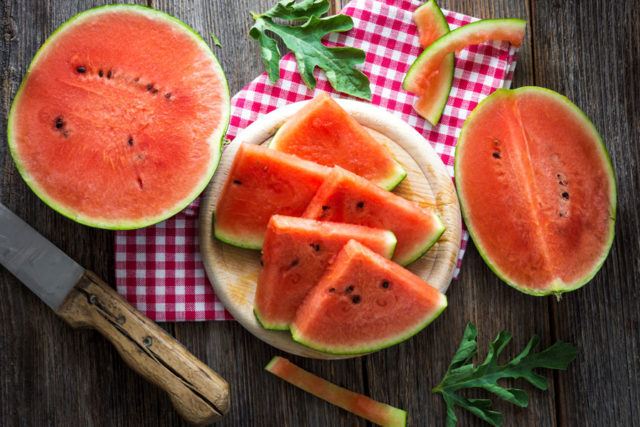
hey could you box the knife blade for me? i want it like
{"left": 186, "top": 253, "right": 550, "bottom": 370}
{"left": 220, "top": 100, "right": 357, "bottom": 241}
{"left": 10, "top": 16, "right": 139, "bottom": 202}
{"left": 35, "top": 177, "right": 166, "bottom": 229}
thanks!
{"left": 0, "top": 203, "right": 229, "bottom": 425}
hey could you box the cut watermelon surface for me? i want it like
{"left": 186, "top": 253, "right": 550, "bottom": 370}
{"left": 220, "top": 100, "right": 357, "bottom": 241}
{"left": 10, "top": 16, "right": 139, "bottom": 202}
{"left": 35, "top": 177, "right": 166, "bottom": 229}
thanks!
{"left": 8, "top": 5, "right": 230, "bottom": 229}
{"left": 269, "top": 92, "right": 406, "bottom": 190}
{"left": 214, "top": 143, "right": 329, "bottom": 249}
{"left": 291, "top": 240, "right": 447, "bottom": 355}
{"left": 303, "top": 167, "right": 444, "bottom": 265}
{"left": 254, "top": 215, "right": 397, "bottom": 330}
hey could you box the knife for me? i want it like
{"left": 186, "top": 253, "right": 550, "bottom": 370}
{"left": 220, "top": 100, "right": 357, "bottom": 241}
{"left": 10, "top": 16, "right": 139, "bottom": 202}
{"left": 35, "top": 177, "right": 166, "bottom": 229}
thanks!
{"left": 0, "top": 203, "right": 229, "bottom": 425}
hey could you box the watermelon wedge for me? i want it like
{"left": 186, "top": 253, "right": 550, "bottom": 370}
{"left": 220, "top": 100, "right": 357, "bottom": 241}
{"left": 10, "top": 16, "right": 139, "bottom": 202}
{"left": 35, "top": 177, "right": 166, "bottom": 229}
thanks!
{"left": 303, "top": 167, "right": 444, "bottom": 265}
{"left": 8, "top": 5, "right": 230, "bottom": 229}
{"left": 404, "top": 18, "right": 526, "bottom": 96}
{"left": 406, "top": 0, "right": 454, "bottom": 126}
{"left": 269, "top": 92, "right": 406, "bottom": 190}
{"left": 254, "top": 215, "right": 397, "bottom": 330}
{"left": 214, "top": 143, "right": 329, "bottom": 249}
{"left": 455, "top": 87, "right": 616, "bottom": 295}
{"left": 266, "top": 356, "right": 407, "bottom": 427}
{"left": 291, "top": 240, "right": 447, "bottom": 355}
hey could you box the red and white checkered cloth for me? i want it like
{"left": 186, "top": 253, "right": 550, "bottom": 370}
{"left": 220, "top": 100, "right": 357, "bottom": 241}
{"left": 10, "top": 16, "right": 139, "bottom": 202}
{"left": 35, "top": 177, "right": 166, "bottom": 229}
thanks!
{"left": 115, "top": 0, "right": 521, "bottom": 321}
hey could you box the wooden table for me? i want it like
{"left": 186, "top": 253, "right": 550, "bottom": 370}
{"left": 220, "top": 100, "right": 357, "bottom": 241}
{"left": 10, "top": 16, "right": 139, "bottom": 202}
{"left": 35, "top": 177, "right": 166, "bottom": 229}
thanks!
{"left": 1, "top": 1, "right": 638, "bottom": 425}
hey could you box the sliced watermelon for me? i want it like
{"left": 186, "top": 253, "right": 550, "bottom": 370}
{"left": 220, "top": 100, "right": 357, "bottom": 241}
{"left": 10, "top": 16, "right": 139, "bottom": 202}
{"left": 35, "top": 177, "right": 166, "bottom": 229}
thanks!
{"left": 455, "top": 87, "right": 616, "bottom": 295}
{"left": 269, "top": 92, "right": 406, "bottom": 190}
{"left": 303, "top": 167, "right": 444, "bottom": 265}
{"left": 291, "top": 240, "right": 447, "bottom": 355}
{"left": 214, "top": 143, "right": 329, "bottom": 249}
{"left": 404, "top": 18, "right": 526, "bottom": 95}
{"left": 266, "top": 356, "right": 407, "bottom": 427}
{"left": 254, "top": 215, "right": 397, "bottom": 330}
{"left": 8, "top": 5, "right": 230, "bottom": 229}
{"left": 406, "top": 0, "right": 454, "bottom": 126}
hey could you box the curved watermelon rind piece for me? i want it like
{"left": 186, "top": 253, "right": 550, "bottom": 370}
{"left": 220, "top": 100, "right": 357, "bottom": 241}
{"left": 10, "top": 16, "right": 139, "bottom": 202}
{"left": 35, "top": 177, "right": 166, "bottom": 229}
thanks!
{"left": 254, "top": 307, "right": 288, "bottom": 331}
{"left": 378, "top": 161, "right": 408, "bottom": 191}
{"left": 290, "top": 294, "right": 447, "bottom": 355}
{"left": 399, "top": 215, "right": 446, "bottom": 266}
{"left": 7, "top": 5, "right": 230, "bottom": 229}
{"left": 455, "top": 86, "right": 617, "bottom": 296}
{"left": 213, "top": 214, "right": 263, "bottom": 250}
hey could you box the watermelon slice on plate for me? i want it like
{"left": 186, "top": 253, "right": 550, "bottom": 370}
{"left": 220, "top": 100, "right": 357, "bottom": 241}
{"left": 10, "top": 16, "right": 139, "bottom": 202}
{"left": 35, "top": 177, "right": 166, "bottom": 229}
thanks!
{"left": 8, "top": 5, "right": 230, "bottom": 229}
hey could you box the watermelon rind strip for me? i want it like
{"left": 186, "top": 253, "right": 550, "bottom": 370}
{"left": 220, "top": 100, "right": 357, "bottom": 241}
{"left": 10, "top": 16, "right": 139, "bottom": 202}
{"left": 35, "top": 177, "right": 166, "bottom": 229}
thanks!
{"left": 455, "top": 86, "right": 617, "bottom": 296}
{"left": 7, "top": 5, "right": 230, "bottom": 229}
{"left": 397, "top": 213, "right": 445, "bottom": 266}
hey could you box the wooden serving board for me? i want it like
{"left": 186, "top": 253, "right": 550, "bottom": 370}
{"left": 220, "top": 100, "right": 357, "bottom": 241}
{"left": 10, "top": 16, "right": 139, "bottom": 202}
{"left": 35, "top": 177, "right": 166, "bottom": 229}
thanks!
{"left": 199, "top": 99, "right": 462, "bottom": 359}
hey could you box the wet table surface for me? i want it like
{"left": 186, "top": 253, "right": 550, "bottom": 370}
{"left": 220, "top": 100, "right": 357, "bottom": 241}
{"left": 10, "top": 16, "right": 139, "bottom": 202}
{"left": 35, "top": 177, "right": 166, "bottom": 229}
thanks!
{"left": 1, "top": 1, "right": 638, "bottom": 425}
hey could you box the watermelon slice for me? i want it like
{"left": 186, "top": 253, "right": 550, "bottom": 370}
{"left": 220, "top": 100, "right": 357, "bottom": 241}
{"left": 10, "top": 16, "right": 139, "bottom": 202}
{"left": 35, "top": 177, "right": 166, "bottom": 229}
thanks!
{"left": 404, "top": 18, "right": 526, "bottom": 96}
{"left": 303, "top": 167, "right": 444, "bottom": 265}
{"left": 265, "top": 356, "right": 407, "bottom": 427}
{"left": 254, "top": 215, "right": 397, "bottom": 330}
{"left": 8, "top": 5, "right": 230, "bottom": 229}
{"left": 455, "top": 87, "right": 616, "bottom": 295}
{"left": 291, "top": 240, "right": 447, "bottom": 355}
{"left": 269, "top": 92, "right": 406, "bottom": 190}
{"left": 406, "top": 0, "right": 454, "bottom": 126}
{"left": 214, "top": 143, "right": 329, "bottom": 249}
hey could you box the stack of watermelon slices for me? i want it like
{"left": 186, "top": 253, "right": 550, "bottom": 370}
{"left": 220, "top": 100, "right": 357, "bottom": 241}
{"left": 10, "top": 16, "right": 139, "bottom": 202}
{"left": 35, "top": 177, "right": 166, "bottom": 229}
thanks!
{"left": 214, "top": 93, "right": 447, "bottom": 355}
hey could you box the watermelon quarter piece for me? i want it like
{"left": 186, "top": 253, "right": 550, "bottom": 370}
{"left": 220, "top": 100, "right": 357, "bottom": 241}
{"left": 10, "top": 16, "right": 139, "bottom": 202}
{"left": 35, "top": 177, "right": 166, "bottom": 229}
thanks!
{"left": 455, "top": 87, "right": 616, "bottom": 295}
{"left": 266, "top": 356, "right": 407, "bottom": 427}
{"left": 303, "top": 167, "right": 445, "bottom": 266}
{"left": 404, "top": 18, "right": 526, "bottom": 103}
{"left": 405, "top": 0, "right": 454, "bottom": 126}
{"left": 254, "top": 215, "right": 397, "bottom": 330}
{"left": 214, "top": 143, "right": 329, "bottom": 249}
{"left": 291, "top": 240, "right": 447, "bottom": 355}
{"left": 8, "top": 5, "right": 230, "bottom": 229}
{"left": 269, "top": 92, "right": 406, "bottom": 190}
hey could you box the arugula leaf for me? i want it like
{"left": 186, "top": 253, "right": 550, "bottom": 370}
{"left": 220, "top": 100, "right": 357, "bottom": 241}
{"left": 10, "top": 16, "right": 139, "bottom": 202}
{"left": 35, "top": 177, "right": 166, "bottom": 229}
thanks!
{"left": 249, "top": 0, "right": 371, "bottom": 100}
{"left": 433, "top": 323, "right": 578, "bottom": 426}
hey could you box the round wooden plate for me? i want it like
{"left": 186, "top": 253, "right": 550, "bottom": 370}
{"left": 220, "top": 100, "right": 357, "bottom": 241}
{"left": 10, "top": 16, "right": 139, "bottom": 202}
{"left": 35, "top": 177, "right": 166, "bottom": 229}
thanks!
{"left": 199, "top": 99, "right": 462, "bottom": 359}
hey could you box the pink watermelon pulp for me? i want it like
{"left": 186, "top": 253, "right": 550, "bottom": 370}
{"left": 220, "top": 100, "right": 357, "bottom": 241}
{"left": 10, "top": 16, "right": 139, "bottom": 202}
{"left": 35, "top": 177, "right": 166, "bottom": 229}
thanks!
{"left": 303, "top": 167, "right": 444, "bottom": 265}
{"left": 266, "top": 356, "right": 407, "bottom": 427}
{"left": 455, "top": 87, "right": 616, "bottom": 295}
{"left": 214, "top": 143, "right": 329, "bottom": 249}
{"left": 8, "top": 5, "right": 230, "bottom": 229}
{"left": 269, "top": 92, "right": 406, "bottom": 190}
{"left": 254, "top": 215, "right": 397, "bottom": 330}
{"left": 291, "top": 240, "right": 447, "bottom": 355}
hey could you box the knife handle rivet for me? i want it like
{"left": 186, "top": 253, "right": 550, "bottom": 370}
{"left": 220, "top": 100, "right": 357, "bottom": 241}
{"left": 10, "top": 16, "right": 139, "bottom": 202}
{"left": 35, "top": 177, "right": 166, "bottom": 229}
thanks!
{"left": 89, "top": 294, "right": 97, "bottom": 305}
{"left": 117, "top": 316, "right": 126, "bottom": 324}
{"left": 143, "top": 336, "right": 152, "bottom": 347}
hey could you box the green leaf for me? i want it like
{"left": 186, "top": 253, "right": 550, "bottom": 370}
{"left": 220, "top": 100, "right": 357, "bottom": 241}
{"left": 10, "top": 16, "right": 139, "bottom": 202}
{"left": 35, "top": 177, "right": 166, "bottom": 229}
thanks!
{"left": 434, "top": 323, "right": 578, "bottom": 426}
{"left": 249, "top": 0, "right": 371, "bottom": 100}
{"left": 209, "top": 32, "right": 222, "bottom": 48}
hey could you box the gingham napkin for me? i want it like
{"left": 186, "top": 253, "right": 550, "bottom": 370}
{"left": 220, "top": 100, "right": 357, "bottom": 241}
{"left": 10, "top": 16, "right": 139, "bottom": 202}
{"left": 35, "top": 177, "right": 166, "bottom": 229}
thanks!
{"left": 115, "top": 0, "right": 520, "bottom": 321}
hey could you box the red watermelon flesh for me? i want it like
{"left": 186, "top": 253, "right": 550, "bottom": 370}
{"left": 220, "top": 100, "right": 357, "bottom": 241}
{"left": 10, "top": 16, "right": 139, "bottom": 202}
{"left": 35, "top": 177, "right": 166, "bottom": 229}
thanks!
{"left": 266, "top": 356, "right": 407, "bottom": 427}
{"left": 455, "top": 87, "right": 616, "bottom": 294}
{"left": 269, "top": 92, "right": 406, "bottom": 190}
{"left": 291, "top": 240, "right": 447, "bottom": 355}
{"left": 303, "top": 167, "right": 444, "bottom": 265}
{"left": 254, "top": 215, "right": 397, "bottom": 330}
{"left": 8, "top": 5, "right": 230, "bottom": 229}
{"left": 214, "top": 143, "right": 329, "bottom": 249}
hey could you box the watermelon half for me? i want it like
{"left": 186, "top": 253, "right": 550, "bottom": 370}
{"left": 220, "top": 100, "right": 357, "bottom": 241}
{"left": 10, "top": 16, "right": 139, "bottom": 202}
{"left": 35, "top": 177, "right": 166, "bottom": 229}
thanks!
{"left": 455, "top": 87, "right": 616, "bottom": 295}
{"left": 8, "top": 5, "right": 230, "bottom": 229}
{"left": 291, "top": 239, "right": 447, "bottom": 355}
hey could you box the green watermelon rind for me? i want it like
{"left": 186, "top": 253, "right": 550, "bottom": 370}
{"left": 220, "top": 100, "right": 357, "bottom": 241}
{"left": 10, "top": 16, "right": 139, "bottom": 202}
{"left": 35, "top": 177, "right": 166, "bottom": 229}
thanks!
{"left": 290, "top": 293, "right": 447, "bottom": 355}
{"left": 397, "top": 213, "right": 445, "bottom": 266}
{"left": 404, "top": 0, "right": 454, "bottom": 126}
{"left": 213, "top": 215, "right": 263, "bottom": 250}
{"left": 455, "top": 86, "right": 617, "bottom": 296}
{"left": 7, "top": 5, "right": 230, "bottom": 230}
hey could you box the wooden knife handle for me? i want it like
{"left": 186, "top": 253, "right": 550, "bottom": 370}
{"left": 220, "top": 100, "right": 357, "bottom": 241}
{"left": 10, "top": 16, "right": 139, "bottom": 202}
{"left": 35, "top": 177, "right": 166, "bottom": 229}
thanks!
{"left": 56, "top": 270, "right": 229, "bottom": 425}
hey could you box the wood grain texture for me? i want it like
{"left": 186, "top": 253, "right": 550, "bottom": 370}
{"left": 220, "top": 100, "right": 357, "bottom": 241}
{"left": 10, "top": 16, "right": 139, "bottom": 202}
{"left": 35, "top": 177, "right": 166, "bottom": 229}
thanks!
{"left": 1, "top": 0, "right": 638, "bottom": 426}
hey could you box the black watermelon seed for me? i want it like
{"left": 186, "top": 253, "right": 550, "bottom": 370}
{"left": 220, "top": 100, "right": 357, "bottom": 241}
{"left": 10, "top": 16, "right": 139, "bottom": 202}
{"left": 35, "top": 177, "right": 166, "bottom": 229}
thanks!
{"left": 492, "top": 152, "right": 501, "bottom": 159}
{"left": 134, "top": 77, "right": 140, "bottom": 82}
{"left": 321, "top": 205, "right": 329, "bottom": 211}
{"left": 356, "top": 201, "right": 364, "bottom": 209}
{"left": 77, "top": 66, "right": 86, "bottom": 73}
{"left": 165, "top": 93, "right": 172, "bottom": 99}
{"left": 381, "top": 281, "right": 389, "bottom": 289}
{"left": 310, "top": 243, "right": 320, "bottom": 251}
{"left": 107, "top": 70, "right": 112, "bottom": 79}
{"left": 291, "top": 259, "right": 299, "bottom": 267}
{"left": 98, "top": 69, "right": 104, "bottom": 77}
{"left": 152, "top": 88, "right": 159, "bottom": 94}
{"left": 260, "top": 259, "right": 263, "bottom": 266}
{"left": 128, "top": 137, "right": 133, "bottom": 146}
{"left": 345, "top": 285, "right": 354, "bottom": 294}
{"left": 352, "top": 295, "right": 361, "bottom": 304}
{"left": 147, "top": 84, "right": 154, "bottom": 91}
{"left": 559, "top": 212, "right": 564, "bottom": 217}
{"left": 328, "top": 287, "right": 335, "bottom": 293}
{"left": 562, "top": 192, "right": 569, "bottom": 199}
{"left": 55, "top": 117, "right": 63, "bottom": 129}
{"left": 233, "top": 180, "right": 242, "bottom": 185}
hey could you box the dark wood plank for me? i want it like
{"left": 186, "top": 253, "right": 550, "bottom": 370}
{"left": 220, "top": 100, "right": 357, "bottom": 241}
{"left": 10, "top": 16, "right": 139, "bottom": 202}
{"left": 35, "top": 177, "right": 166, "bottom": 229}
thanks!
{"left": 531, "top": 1, "right": 640, "bottom": 426}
